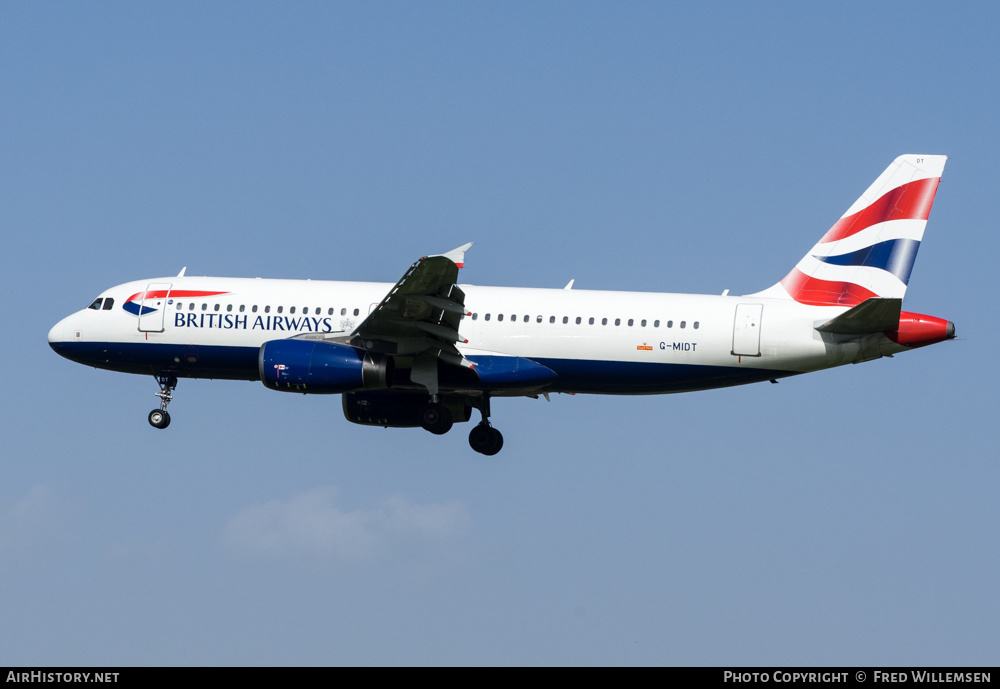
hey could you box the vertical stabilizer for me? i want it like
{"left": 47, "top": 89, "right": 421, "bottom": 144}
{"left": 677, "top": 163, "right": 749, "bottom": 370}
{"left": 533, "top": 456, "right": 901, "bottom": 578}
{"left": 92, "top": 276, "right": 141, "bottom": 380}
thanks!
{"left": 753, "top": 155, "right": 947, "bottom": 306}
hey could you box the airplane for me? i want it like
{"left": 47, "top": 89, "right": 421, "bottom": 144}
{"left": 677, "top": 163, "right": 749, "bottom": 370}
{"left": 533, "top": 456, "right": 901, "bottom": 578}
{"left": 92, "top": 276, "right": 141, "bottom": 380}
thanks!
{"left": 48, "top": 154, "right": 955, "bottom": 455}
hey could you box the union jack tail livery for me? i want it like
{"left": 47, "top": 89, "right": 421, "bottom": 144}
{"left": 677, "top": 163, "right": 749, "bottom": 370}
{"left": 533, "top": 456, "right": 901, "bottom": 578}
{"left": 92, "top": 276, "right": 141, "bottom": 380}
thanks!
{"left": 758, "top": 155, "right": 947, "bottom": 306}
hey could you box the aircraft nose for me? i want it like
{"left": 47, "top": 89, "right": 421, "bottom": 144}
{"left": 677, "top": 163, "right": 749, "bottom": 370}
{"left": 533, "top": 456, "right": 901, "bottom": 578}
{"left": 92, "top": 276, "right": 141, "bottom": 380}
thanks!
{"left": 47, "top": 318, "right": 70, "bottom": 354}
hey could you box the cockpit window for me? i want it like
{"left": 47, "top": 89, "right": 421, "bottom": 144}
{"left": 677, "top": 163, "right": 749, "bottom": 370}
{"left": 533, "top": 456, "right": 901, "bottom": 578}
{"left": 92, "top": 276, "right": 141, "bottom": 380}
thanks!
{"left": 88, "top": 298, "right": 103, "bottom": 310}
{"left": 102, "top": 298, "right": 114, "bottom": 310}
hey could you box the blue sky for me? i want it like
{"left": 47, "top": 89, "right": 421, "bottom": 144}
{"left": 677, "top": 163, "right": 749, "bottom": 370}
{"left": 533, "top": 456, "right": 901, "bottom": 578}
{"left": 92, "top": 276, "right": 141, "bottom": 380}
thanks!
{"left": 2, "top": 2, "right": 996, "bottom": 665}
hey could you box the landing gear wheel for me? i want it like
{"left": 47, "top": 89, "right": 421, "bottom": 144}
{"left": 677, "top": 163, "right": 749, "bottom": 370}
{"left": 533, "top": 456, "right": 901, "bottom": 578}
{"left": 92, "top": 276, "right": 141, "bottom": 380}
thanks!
{"left": 148, "top": 409, "right": 171, "bottom": 429}
{"left": 149, "top": 374, "right": 177, "bottom": 429}
{"left": 468, "top": 423, "right": 492, "bottom": 451}
{"left": 421, "top": 404, "right": 453, "bottom": 435}
{"left": 469, "top": 423, "right": 503, "bottom": 455}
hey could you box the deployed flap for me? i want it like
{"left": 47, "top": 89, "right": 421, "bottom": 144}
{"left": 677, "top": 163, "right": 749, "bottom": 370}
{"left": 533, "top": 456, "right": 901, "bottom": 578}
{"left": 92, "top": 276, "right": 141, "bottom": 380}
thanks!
{"left": 815, "top": 297, "right": 902, "bottom": 334}
{"left": 347, "top": 244, "right": 474, "bottom": 367}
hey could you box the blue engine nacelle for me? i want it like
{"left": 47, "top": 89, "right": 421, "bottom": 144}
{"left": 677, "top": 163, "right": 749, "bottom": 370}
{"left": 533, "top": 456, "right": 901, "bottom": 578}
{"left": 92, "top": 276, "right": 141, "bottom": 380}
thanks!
{"left": 259, "top": 339, "right": 392, "bottom": 393}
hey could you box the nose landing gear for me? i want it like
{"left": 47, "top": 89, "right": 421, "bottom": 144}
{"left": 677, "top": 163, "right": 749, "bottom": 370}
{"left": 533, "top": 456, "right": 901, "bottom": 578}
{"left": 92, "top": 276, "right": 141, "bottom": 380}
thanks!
{"left": 148, "top": 374, "right": 177, "bottom": 429}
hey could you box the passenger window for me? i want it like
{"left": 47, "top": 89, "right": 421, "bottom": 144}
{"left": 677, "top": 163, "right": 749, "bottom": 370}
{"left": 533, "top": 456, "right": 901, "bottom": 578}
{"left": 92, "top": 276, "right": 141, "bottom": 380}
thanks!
{"left": 589, "top": 317, "right": 594, "bottom": 325}
{"left": 654, "top": 320, "right": 660, "bottom": 327}
{"left": 602, "top": 318, "right": 607, "bottom": 325}
{"left": 277, "top": 306, "right": 284, "bottom": 314}
{"left": 667, "top": 320, "right": 673, "bottom": 328}
{"left": 328, "top": 308, "right": 334, "bottom": 315}
{"left": 265, "top": 306, "right": 271, "bottom": 313}
{"left": 523, "top": 315, "right": 529, "bottom": 323}
{"left": 615, "top": 318, "right": 621, "bottom": 326}
{"left": 290, "top": 307, "right": 296, "bottom": 314}
{"left": 201, "top": 303, "right": 208, "bottom": 311}
{"left": 549, "top": 316, "right": 555, "bottom": 324}
{"left": 176, "top": 302, "right": 183, "bottom": 310}
{"left": 680, "top": 321, "right": 686, "bottom": 328}
{"left": 102, "top": 298, "right": 114, "bottom": 310}
{"left": 693, "top": 321, "right": 700, "bottom": 329}
{"left": 88, "top": 298, "right": 102, "bottom": 310}
{"left": 315, "top": 308, "right": 321, "bottom": 315}
{"left": 189, "top": 303, "right": 195, "bottom": 311}
{"left": 252, "top": 305, "right": 258, "bottom": 313}
{"left": 353, "top": 308, "right": 359, "bottom": 316}
{"left": 562, "top": 316, "right": 568, "bottom": 324}
{"left": 641, "top": 319, "right": 647, "bottom": 327}
{"left": 472, "top": 313, "right": 478, "bottom": 321}
{"left": 485, "top": 313, "right": 491, "bottom": 321}
{"left": 498, "top": 314, "right": 504, "bottom": 322}
{"left": 239, "top": 305, "right": 245, "bottom": 313}
{"left": 341, "top": 308, "right": 346, "bottom": 316}
{"left": 226, "top": 304, "right": 232, "bottom": 312}
{"left": 536, "top": 315, "right": 542, "bottom": 323}
{"left": 627, "top": 318, "right": 633, "bottom": 326}
{"left": 214, "top": 303, "right": 220, "bottom": 311}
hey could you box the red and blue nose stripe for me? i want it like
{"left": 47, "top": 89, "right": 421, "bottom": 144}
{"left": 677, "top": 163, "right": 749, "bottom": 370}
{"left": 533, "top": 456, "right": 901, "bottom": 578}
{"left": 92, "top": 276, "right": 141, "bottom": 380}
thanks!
{"left": 122, "top": 290, "right": 229, "bottom": 316}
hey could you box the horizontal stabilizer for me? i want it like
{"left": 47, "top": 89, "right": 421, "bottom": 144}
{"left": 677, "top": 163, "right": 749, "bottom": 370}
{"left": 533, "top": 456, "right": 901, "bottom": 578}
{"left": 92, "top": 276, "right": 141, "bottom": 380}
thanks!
{"left": 815, "top": 298, "right": 901, "bottom": 334}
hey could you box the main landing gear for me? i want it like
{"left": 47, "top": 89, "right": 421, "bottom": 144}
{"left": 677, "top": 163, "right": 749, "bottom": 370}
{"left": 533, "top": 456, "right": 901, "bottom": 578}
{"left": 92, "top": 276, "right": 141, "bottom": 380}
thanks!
{"left": 148, "top": 374, "right": 176, "bottom": 429}
{"left": 421, "top": 397, "right": 454, "bottom": 436}
{"left": 420, "top": 394, "right": 504, "bottom": 455}
{"left": 468, "top": 422, "right": 503, "bottom": 456}
{"left": 468, "top": 395, "right": 503, "bottom": 456}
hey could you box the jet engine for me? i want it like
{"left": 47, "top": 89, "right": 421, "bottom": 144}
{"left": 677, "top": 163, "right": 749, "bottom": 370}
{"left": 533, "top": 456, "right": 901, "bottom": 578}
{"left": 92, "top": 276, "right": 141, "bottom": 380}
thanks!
{"left": 259, "top": 339, "right": 392, "bottom": 393}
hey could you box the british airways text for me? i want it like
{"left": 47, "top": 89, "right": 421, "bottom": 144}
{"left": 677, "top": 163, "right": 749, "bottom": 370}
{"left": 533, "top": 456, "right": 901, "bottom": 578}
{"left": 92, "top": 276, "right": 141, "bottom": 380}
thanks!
{"left": 174, "top": 313, "right": 338, "bottom": 332}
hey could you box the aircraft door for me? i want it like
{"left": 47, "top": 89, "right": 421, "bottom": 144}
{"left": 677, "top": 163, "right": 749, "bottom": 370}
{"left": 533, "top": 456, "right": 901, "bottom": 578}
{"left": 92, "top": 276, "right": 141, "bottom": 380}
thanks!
{"left": 732, "top": 303, "right": 763, "bottom": 357}
{"left": 138, "top": 283, "right": 172, "bottom": 333}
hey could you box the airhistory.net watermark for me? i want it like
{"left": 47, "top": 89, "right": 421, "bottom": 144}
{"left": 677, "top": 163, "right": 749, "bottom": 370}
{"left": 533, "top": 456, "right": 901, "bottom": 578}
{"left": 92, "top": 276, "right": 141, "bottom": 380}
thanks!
{"left": 5, "top": 672, "right": 119, "bottom": 683}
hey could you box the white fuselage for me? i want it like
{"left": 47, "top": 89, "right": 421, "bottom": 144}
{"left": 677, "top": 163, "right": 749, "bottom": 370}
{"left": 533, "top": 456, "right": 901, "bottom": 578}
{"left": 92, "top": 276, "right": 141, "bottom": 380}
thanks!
{"left": 48, "top": 275, "right": 906, "bottom": 395}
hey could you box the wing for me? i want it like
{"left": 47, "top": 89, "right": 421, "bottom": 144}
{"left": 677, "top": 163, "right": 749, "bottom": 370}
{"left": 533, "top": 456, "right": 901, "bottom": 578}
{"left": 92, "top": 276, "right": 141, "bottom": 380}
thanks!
{"left": 291, "top": 242, "right": 557, "bottom": 396}
{"left": 346, "top": 243, "right": 474, "bottom": 369}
